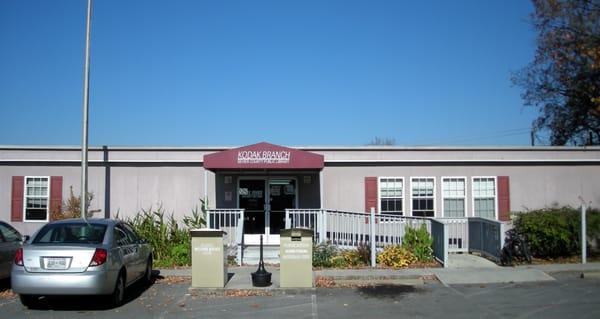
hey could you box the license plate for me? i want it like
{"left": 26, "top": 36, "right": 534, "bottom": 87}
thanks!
{"left": 44, "top": 257, "right": 69, "bottom": 270}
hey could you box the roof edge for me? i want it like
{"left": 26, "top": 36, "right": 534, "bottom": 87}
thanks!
{"left": 1, "top": 144, "right": 600, "bottom": 152}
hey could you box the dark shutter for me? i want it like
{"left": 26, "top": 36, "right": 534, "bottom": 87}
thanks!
{"left": 365, "top": 177, "right": 378, "bottom": 213}
{"left": 365, "top": 177, "right": 378, "bottom": 223}
{"left": 11, "top": 176, "right": 24, "bottom": 222}
{"left": 49, "top": 176, "right": 63, "bottom": 221}
{"left": 497, "top": 176, "right": 510, "bottom": 221}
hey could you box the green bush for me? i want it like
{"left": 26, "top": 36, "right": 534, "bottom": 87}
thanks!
{"left": 402, "top": 224, "right": 433, "bottom": 262}
{"left": 513, "top": 206, "right": 600, "bottom": 258}
{"left": 169, "top": 242, "right": 191, "bottom": 266}
{"left": 313, "top": 241, "right": 338, "bottom": 268}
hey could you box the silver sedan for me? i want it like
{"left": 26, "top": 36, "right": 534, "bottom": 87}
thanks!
{"left": 12, "top": 219, "right": 153, "bottom": 308}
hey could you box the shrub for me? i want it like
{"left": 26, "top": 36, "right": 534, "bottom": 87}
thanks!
{"left": 402, "top": 224, "right": 433, "bottom": 262}
{"left": 376, "top": 245, "right": 417, "bottom": 268}
{"left": 340, "top": 249, "right": 367, "bottom": 267}
{"left": 313, "top": 242, "right": 370, "bottom": 268}
{"left": 513, "top": 206, "right": 600, "bottom": 258}
{"left": 313, "top": 241, "right": 338, "bottom": 268}
{"left": 51, "top": 186, "right": 101, "bottom": 220}
{"left": 356, "top": 243, "right": 371, "bottom": 265}
{"left": 169, "top": 242, "right": 191, "bottom": 266}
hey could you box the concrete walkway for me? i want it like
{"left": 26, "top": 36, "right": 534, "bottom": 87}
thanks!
{"left": 158, "top": 261, "right": 600, "bottom": 289}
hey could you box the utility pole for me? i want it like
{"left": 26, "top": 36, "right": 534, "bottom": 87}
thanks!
{"left": 81, "top": 0, "right": 93, "bottom": 222}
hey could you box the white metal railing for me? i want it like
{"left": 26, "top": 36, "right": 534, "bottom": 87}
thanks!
{"left": 373, "top": 213, "right": 431, "bottom": 248}
{"left": 207, "top": 208, "right": 498, "bottom": 267}
{"left": 206, "top": 209, "right": 244, "bottom": 265}
{"left": 436, "top": 218, "right": 469, "bottom": 253}
{"left": 285, "top": 209, "right": 432, "bottom": 249}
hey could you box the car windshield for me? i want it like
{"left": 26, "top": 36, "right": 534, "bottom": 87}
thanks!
{"left": 33, "top": 223, "right": 107, "bottom": 244}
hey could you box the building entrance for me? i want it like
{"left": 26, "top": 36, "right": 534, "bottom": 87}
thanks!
{"left": 238, "top": 178, "right": 297, "bottom": 245}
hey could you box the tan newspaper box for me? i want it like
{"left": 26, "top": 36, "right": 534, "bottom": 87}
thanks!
{"left": 190, "top": 229, "right": 228, "bottom": 288}
{"left": 280, "top": 228, "right": 313, "bottom": 288}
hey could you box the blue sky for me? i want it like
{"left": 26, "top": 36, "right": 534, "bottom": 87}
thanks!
{"left": 0, "top": 0, "right": 538, "bottom": 146}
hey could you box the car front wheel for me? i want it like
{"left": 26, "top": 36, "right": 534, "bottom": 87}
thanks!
{"left": 144, "top": 258, "right": 153, "bottom": 284}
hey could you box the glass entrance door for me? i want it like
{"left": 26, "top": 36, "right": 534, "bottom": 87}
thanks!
{"left": 239, "top": 178, "right": 297, "bottom": 245}
{"left": 239, "top": 179, "right": 266, "bottom": 244}
{"left": 268, "top": 179, "right": 296, "bottom": 238}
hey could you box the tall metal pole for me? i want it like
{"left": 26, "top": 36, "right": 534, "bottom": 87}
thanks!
{"left": 579, "top": 196, "right": 588, "bottom": 264}
{"left": 582, "top": 203, "right": 587, "bottom": 264}
{"left": 81, "top": 0, "right": 93, "bottom": 222}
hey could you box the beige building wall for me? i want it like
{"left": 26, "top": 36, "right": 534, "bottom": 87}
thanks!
{"left": 322, "top": 165, "right": 600, "bottom": 215}
{"left": 2, "top": 145, "right": 599, "bottom": 235}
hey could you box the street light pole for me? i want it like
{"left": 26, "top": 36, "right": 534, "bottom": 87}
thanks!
{"left": 81, "top": 0, "right": 93, "bottom": 222}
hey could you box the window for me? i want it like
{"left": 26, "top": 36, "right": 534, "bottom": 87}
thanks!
{"left": 472, "top": 177, "right": 497, "bottom": 219}
{"left": 0, "top": 222, "right": 22, "bottom": 242}
{"left": 33, "top": 223, "right": 107, "bottom": 244}
{"left": 114, "top": 226, "right": 132, "bottom": 247}
{"left": 123, "top": 223, "right": 141, "bottom": 243}
{"left": 378, "top": 177, "right": 403, "bottom": 215}
{"left": 411, "top": 177, "right": 435, "bottom": 217}
{"left": 24, "top": 176, "right": 49, "bottom": 221}
{"left": 442, "top": 177, "right": 466, "bottom": 217}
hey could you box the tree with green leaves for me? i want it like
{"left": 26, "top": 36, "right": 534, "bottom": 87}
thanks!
{"left": 513, "top": 0, "right": 600, "bottom": 145}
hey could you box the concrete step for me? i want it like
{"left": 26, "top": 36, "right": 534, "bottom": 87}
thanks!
{"left": 242, "top": 245, "right": 280, "bottom": 265}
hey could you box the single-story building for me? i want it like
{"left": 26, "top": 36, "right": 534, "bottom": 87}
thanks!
{"left": 2, "top": 142, "right": 599, "bottom": 246}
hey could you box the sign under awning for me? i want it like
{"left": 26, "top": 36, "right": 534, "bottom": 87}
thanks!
{"left": 203, "top": 142, "right": 324, "bottom": 170}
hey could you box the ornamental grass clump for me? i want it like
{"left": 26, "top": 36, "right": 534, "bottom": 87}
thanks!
{"left": 117, "top": 202, "right": 207, "bottom": 267}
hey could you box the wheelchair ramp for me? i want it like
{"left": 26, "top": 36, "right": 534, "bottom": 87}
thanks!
{"left": 446, "top": 253, "right": 498, "bottom": 268}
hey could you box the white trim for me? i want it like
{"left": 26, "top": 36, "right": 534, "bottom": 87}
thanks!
{"left": 319, "top": 171, "right": 324, "bottom": 209}
{"left": 441, "top": 176, "right": 467, "bottom": 218}
{"left": 1, "top": 159, "right": 205, "bottom": 163}
{"left": 3, "top": 158, "right": 600, "bottom": 163}
{"left": 23, "top": 176, "right": 50, "bottom": 223}
{"left": 377, "top": 177, "right": 405, "bottom": 216}
{"left": 409, "top": 177, "right": 436, "bottom": 218}
{"left": 471, "top": 176, "right": 498, "bottom": 220}
{"left": 324, "top": 159, "right": 600, "bottom": 163}
{"left": 3, "top": 144, "right": 600, "bottom": 151}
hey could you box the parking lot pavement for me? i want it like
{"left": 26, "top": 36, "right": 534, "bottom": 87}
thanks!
{"left": 1, "top": 273, "right": 599, "bottom": 319}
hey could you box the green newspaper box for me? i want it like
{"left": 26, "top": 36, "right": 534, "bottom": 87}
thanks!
{"left": 190, "top": 229, "right": 228, "bottom": 288}
{"left": 280, "top": 228, "right": 313, "bottom": 288}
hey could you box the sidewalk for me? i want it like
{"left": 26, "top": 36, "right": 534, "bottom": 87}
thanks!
{"left": 158, "top": 261, "right": 600, "bottom": 289}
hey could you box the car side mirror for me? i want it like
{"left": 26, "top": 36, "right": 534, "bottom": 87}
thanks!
{"left": 22, "top": 235, "right": 30, "bottom": 244}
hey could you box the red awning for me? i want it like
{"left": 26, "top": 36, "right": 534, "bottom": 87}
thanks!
{"left": 203, "top": 142, "right": 324, "bottom": 170}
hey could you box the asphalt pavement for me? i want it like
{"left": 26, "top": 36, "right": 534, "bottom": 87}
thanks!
{"left": 1, "top": 261, "right": 599, "bottom": 318}
{"left": 1, "top": 270, "right": 599, "bottom": 318}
